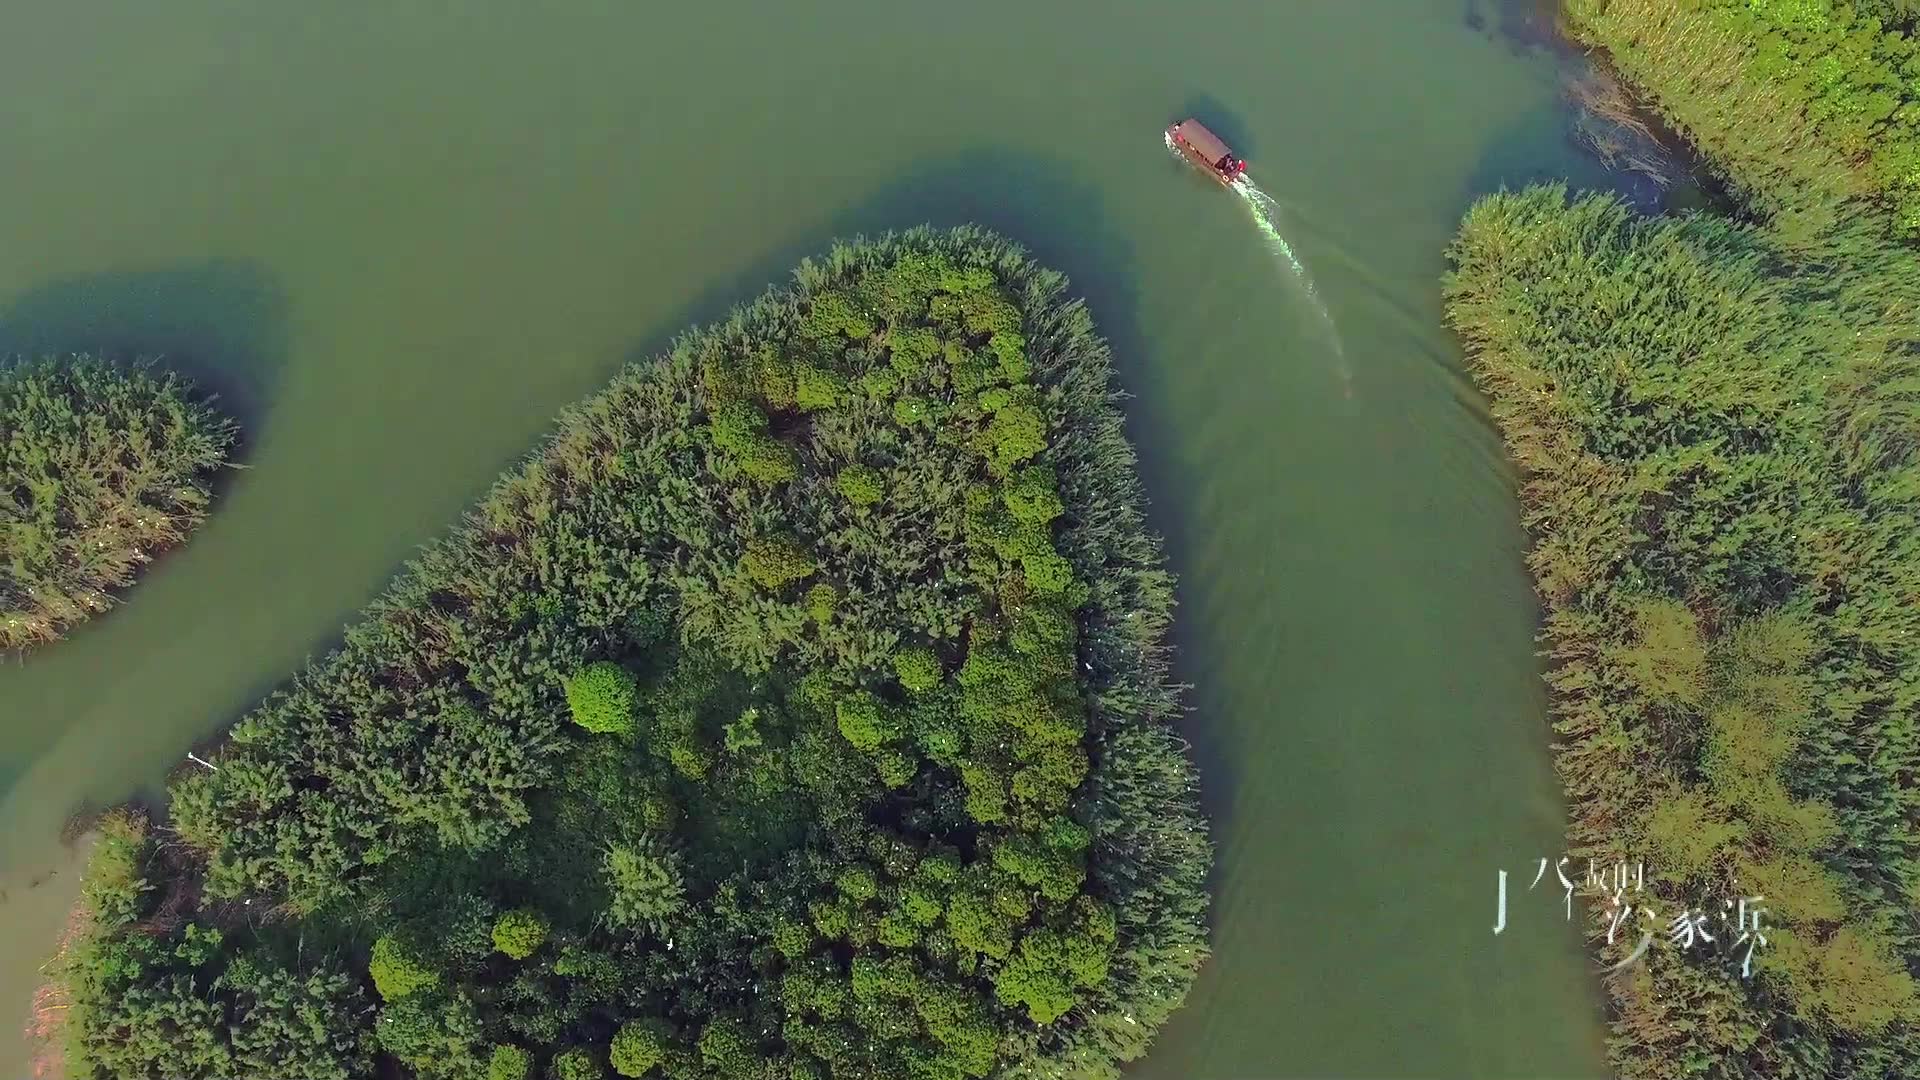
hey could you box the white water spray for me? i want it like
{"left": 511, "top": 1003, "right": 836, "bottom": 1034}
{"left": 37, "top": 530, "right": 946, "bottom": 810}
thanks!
{"left": 1231, "top": 178, "right": 1348, "bottom": 379}
{"left": 1168, "top": 134, "right": 1350, "bottom": 394}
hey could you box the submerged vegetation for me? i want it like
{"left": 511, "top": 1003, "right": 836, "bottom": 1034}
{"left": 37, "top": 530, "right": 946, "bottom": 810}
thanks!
{"left": 52, "top": 229, "right": 1209, "bottom": 1080}
{"left": 1, "top": 354, "right": 237, "bottom": 651}
{"left": 1565, "top": 0, "right": 1920, "bottom": 238}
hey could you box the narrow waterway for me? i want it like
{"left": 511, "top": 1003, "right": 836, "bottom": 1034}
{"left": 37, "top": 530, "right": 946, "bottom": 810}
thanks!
{"left": 0, "top": 2, "right": 1620, "bottom": 1075}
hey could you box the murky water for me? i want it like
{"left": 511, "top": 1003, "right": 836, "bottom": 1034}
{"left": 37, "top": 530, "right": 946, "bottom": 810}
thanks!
{"left": 0, "top": 2, "right": 1622, "bottom": 1075}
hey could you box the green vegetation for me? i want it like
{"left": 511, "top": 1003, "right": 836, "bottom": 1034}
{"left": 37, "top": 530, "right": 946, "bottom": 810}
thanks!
{"left": 493, "top": 909, "right": 551, "bottom": 960}
{"left": 1566, "top": 0, "right": 1920, "bottom": 237}
{"left": 836, "top": 464, "right": 885, "bottom": 508}
{"left": 50, "top": 812, "right": 375, "bottom": 1080}
{"left": 55, "top": 229, "right": 1208, "bottom": 1080}
{"left": 565, "top": 660, "right": 640, "bottom": 734}
{"left": 0, "top": 354, "right": 237, "bottom": 651}
{"left": 488, "top": 1044, "right": 534, "bottom": 1080}
{"left": 1453, "top": 4, "right": 1920, "bottom": 1075}
{"left": 1447, "top": 185, "right": 1920, "bottom": 1077}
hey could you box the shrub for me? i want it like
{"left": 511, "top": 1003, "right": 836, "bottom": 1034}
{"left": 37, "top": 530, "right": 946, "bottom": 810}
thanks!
{"left": 488, "top": 1044, "right": 534, "bottom": 1080}
{"left": 640, "top": 791, "right": 677, "bottom": 831}
{"left": 492, "top": 909, "right": 550, "bottom": 960}
{"left": 980, "top": 402, "right": 1046, "bottom": 475}
{"left": 706, "top": 400, "right": 766, "bottom": 452}
{"left": 742, "top": 534, "right": 818, "bottom": 589}
{"left": 551, "top": 1047, "right": 604, "bottom": 1080}
{"left": 723, "top": 706, "right": 764, "bottom": 754}
{"left": 891, "top": 647, "right": 943, "bottom": 694}
{"left": 702, "top": 358, "right": 751, "bottom": 404}
{"left": 609, "top": 1019, "right": 669, "bottom": 1077}
{"left": 892, "top": 396, "right": 931, "bottom": 427}
{"left": 804, "top": 583, "right": 838, "bottom": 624}
{"left": 603, "top": 838, "right": 687, "bottom": 934}
{"left": 801, "top": 291, "right": 874, "bottom": 340}
{"left": 874, "top": 748, "right": 917, "bottom": 789}
{"left": 750, "top": 349, "right": 796, "bottom": 408}
{"left": 834, "top": 693, "right": 895, "bottom": 752}
{"left": 1020, "top": 551, "right": 1075, "bottom": 594}
{"left": 836, "top": 865, "right": 879, "bottom": 901}
{"left": 369, "top": 934, "right": 440, "bottom": 1001}
{"left": 667, "top": 740, "right": 715, "bottom": 781}
{"left": 1002, "top": 466, "right": 1064, "bottom": 524}
{"left": 888, "top": 326, "right": 941, "bottom": 375}
{"left": 835, "top": 465, "right": 884, "bottom": 508}
{"left": 990, "top": 334, "right": 1031, "bottom": 381}
{"left": 860, "top": 365, "right": 899, "bottom": 399}
{"left": 794, "top": 363, "right": 847, "bottom": 410}
{"left": 697, "top": 1019, "right": 755, "bottom": 1073}
{"left": 441, "top": 893, "right": 498, "bottom": 967}
{"left": 0, "top": 355, "right": 238, "bottom": 650}
{"left": 737, "top": 434, "right": 800, "bottom": 485}
{"left": 564, "top": 662, "right": 638, "bottom": 735}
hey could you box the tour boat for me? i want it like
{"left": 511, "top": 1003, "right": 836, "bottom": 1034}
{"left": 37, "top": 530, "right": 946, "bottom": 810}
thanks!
{"left": 1167, "top": 118, "right": 1248, "bottom": 186}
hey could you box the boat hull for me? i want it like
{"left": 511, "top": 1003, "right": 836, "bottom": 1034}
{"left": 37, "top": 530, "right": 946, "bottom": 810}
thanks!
{"left": 1166, "top": 120, "right": 1244, "bottom": 186}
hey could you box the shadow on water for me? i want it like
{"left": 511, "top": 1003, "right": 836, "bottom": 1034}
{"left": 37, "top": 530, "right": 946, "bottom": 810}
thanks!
{"left": 0, "top": 260, "right": 293, "bottom": 444}
{"left": 1459, "top": 0, "right": 1725, "bottom": 217}
{"left": 1458, "top": 70, "right": 1687, "bottom": 221}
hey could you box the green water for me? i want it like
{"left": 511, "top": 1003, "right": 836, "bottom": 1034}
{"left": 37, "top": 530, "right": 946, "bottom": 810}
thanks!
{"left": 0, "top": 2, "right": 1620, "bottom": 1076}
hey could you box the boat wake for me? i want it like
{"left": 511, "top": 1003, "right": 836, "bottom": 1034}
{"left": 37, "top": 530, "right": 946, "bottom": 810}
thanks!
{"left": 1164, "top": 134, "right": 1351, "bottom": 396}
{"left": 1232, "top": 178, "right": 1351, "bottom": 394}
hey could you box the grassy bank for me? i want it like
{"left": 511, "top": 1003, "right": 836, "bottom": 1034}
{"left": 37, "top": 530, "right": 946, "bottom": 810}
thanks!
{"left": 1564, "top": 0, "right": 1920, "bottom": 239}
{"left": 1446, "top": 182, "right": 1920, "bottom": 1073}
{"left": 1, "top": 354, "right": 237, "bottom": 652}
{"left": 49, "top": 228, "right": 1210, "bottom": 1080}
{"left": 1447, "top": 3, "right": 1920, "bottom": 1074}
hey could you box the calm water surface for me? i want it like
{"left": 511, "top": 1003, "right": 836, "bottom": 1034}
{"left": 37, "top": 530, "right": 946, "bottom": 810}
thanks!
{"left": 0, "top": 2, "right": 1619, "bottom": 1076}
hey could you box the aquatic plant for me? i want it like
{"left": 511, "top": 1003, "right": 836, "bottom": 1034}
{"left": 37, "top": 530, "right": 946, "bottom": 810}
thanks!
{"left": 1448, "top": 184, "right": 1920, "bottom": 1080}
{"left": 63, "top": 229, "right": 1210, "bottom": 1080}
{"left": 1565, "top": 0, "right": 1920, "bottom": 238}
{"left": 0, "top": 354, "right": 237, "bottom": 651}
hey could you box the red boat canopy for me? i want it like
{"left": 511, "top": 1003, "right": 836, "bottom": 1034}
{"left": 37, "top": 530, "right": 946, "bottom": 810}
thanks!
{"left": 1173, "top": 119, "right": 1234, "bottom": 168}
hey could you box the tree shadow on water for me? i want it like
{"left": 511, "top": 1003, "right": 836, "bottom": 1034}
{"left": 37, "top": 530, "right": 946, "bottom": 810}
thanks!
{"left": 0, "top": 260, "right": 293, "bottom": 452}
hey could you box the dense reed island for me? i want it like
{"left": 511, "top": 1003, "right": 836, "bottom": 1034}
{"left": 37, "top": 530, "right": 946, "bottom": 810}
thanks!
{"left": 1565, "top": 0, "right": 1920, "bottom": 239}
{"left": 1447, "top": 2, "right": 1920, "bottom": 1066}
{"left": 49, "top": 228, "right": 1210, "bottom": 1080}
{"left": 0, "top": 354, "right": 237, "bottom": 651}
{"left": 1450, "top": 6, "right": 1920, "bottom": 1075}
